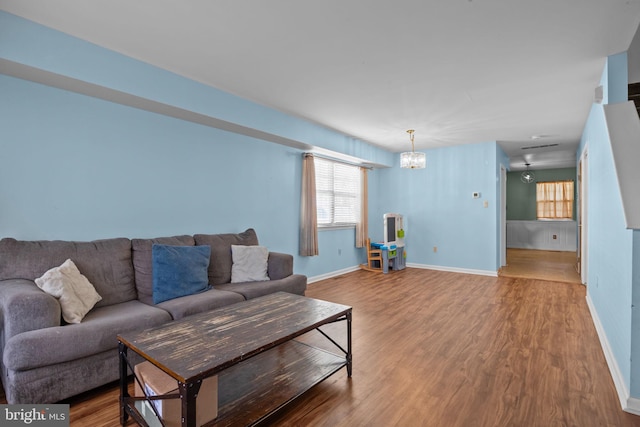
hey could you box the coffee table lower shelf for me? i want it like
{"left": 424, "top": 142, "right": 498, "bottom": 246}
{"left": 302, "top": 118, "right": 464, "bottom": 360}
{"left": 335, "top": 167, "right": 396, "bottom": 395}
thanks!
{"left": 134, "top": 339, "right": 348, "bottom": 427}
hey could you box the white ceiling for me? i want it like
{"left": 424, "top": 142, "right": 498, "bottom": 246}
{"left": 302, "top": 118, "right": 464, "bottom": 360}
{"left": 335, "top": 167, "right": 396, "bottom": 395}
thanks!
{"left": 3, "top": 0, "right": 640, "bottom": 170}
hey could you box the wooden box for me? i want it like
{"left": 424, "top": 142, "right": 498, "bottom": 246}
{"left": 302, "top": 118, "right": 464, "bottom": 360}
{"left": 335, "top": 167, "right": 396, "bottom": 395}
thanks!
{"left": 134, "top": 361, "right": 218, "bottom": 427}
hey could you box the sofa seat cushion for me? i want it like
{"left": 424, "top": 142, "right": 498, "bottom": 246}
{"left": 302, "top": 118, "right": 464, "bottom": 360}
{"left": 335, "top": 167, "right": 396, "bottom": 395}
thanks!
{"left": 194, "top": 229, "right": 259, "bottom": 286}
{"left": 155, "top": 288, "right": 245, "bottom": 320}
{"left": 3, "top": 348, "right": 147, "bottom": 405}
{"left": 3, "top": 300, "right": 171, "bottom": 371}
{"left": 0, "top": 237, "right": 135, "bottom": 307}
{"left": 131, "top": 235, "right": 195, "bottom": 305}
{"left": 215, "top": 274, "right": 307, "bottom": 300}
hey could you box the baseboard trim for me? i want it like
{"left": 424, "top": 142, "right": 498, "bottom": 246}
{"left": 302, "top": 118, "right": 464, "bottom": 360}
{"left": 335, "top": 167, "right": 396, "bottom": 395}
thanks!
{"left": 626, "top": 397, "right": 640, "bottom": 416}
{"left": 585, "top": 292, "right": 640, "bottom": 415}
{"left": 307, "top": 266, "right": 361, "bottom": 284}
{"left": 407, "top": 263, "right": 498, "bottom": 277}
{"left": 308, "top": 263, "right": 498, "bottom": 283}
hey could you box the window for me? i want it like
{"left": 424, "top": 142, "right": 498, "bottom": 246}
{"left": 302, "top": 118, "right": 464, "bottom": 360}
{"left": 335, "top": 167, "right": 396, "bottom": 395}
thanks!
{"left": 536, "top": 180, "right": 574, "bottom": 219}
{"left": 315, "top": 157, "right": 361, "bottom": 228}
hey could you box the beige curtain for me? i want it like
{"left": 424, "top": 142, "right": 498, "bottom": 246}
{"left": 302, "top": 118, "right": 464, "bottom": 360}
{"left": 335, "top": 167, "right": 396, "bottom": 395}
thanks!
{"left": 355, "top": 167, "right": 368, "bottom": 248}
{"left": 300, "top": 154, "right": 319, "bottom": 256}
{"left": 536, "top": 181, "right": 574, "bottom": 219}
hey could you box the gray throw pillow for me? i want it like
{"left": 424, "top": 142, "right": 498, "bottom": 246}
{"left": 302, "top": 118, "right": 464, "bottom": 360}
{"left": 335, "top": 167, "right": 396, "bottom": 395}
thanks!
{"left": 231, "top": 245, "right": 270, "bottom": 283}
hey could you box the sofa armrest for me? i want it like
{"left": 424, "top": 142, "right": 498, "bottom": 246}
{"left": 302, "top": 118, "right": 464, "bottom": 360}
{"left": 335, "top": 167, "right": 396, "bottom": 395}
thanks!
{"left": 0, "top": 279, "right": 61, "bottom": 340}
{"left": 267, "top": 252, "right": 293, "bottom": 280}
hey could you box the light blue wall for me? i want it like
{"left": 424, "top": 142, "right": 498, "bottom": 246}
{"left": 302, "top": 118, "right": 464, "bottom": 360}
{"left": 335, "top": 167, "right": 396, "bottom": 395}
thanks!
{"left": 0, "top": 71, "right": 372, "bottom": 279}
{"left": 578, "top": 53, "right": 636, "bottom": 397}
{"left": 372, "top": 141, "right": 504, "bottom": 273}
{"left": 0, "top": 74, "right": 303, "bottom": 247}
{"left": 0, "top": 11, "right": 387, "bottom": 164}
{"left": 633, "top": 230, "right": 640, "bottom": 397}
{"left": 609, "top": 52, "right": 629, "bottom": 104}
{"left": 0, "top": 11, "right": 393, "bottom": 279}
{"left": 1, "top": 11, "right": 504, "bottom": 280}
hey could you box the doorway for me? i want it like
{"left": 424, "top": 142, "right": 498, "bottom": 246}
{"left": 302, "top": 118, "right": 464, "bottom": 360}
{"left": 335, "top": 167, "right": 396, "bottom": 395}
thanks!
{"left": 500, "top": 165, "right": 582, "bottom": 283}
{"left": 500, "top": 249, "right": 582, "bottom": 283}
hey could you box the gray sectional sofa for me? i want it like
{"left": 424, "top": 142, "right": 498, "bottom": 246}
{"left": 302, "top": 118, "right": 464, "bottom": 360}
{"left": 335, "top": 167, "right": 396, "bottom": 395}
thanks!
{"left": 0, "top": 228, "right": 306, "bottom": 404}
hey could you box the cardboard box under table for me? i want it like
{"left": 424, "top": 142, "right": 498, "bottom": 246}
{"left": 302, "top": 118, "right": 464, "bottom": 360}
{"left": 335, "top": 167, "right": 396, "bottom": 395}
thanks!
{"left": 134, "top": 361, "right": 218, "bottom": 427}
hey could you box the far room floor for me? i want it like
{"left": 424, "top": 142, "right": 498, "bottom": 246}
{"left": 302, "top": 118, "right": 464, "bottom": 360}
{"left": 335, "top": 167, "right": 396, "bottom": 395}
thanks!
{"left": 499, "top": 248, "right": 581, "bottom": 284}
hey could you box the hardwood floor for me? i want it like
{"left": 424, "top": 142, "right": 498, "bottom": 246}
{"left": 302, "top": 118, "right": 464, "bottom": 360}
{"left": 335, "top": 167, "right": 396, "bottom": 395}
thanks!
{"left": 499, "top": 248, "right": 582, "bottom": 284}
{"left": 6, "top": 268, "right": 639, "bottom": 426}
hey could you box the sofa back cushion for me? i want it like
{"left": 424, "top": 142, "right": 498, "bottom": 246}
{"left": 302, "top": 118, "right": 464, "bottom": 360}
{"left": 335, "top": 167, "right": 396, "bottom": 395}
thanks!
{"left": 131, "top": 235, "right": 195, "bottom": 305}
{"left": 0, "top": 237, "right": 136, "bottom": 307}
{"left": 194, "top": 228, "right": 259, "bottom": 286}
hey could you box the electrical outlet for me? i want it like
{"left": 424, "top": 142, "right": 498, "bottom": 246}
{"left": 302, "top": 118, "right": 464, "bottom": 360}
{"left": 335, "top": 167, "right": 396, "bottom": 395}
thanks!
{"left": 433, "top": 246, "right": 438, "bottom": 253}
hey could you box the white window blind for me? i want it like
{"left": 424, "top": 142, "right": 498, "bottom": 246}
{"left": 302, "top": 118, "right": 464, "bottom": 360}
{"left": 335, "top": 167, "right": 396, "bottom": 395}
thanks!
{"left": 315, "top": 157, "right": 361, "bottom": 227}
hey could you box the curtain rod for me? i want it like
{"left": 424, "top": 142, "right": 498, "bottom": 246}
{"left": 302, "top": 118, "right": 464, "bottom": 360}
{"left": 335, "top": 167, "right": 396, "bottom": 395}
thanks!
{"left": 303, "top": 152, "right": 373, "bottom": 169}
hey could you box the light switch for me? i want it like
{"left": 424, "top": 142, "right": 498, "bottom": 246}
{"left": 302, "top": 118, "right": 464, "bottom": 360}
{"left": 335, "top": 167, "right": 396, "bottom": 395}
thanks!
{"left": 483, "top": 200, "right": 489, "bottom": 208}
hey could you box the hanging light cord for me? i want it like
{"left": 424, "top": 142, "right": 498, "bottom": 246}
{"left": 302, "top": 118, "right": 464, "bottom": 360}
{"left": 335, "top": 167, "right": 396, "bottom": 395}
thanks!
{"left": 407, "top": 129, "right": 415, "bottom": 152}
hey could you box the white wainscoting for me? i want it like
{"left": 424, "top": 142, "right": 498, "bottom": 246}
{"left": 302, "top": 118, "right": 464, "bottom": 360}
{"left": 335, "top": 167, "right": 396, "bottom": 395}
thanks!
{"left": 506, "top": 220, "right": 577, "bottom": 251}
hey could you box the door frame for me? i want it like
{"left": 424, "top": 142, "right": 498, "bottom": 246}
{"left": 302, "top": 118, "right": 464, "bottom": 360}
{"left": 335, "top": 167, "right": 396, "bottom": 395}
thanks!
{"left": 578, "top": 148, "right": 588, "bottom": 284}
{"left": 500, "top": 165, "right": 507, "bottom": 267}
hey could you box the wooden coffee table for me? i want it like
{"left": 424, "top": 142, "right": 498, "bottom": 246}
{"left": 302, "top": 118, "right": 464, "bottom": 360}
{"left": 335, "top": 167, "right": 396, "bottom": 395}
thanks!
{"left": 118, "top": 292, "right": 352, "bottom": 427}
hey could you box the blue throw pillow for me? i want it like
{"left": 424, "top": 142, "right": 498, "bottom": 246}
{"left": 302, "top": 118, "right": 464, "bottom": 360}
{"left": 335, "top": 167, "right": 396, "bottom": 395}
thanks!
{"left": 152, "top": 244, "right": 211, "bottom": 304}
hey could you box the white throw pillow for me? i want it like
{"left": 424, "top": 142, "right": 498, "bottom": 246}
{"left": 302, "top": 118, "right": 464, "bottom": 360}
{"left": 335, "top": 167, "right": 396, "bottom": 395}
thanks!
{"left": 35, "top": 259, "right": 102, "bottom": 324}
{"left": 231, "top": 245, "right": 270, "bottom": 283}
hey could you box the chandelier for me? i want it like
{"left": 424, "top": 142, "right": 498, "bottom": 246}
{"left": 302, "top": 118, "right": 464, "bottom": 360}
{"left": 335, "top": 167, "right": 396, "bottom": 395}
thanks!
{"left": 521, "top": 163, "right": 535, "bottom": 184}
{"left": 400, "top": 129, "right": 426, "bottom": 169}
